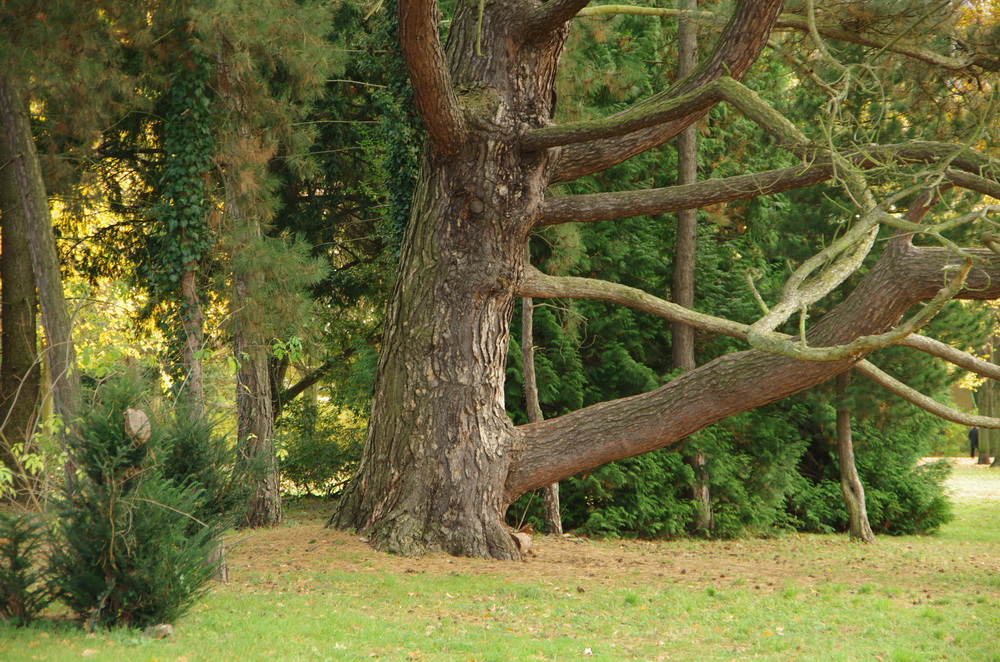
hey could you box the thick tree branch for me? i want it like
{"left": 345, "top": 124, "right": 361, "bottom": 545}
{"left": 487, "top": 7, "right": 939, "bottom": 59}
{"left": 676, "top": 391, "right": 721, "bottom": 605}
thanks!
{"left": 855, "top": 360, "right": 1000, "bottom": 428}
{"left": 528, "top": 0, "right": 593, "bottom": 39}
{"left": 506, "top": 241, "right": 1000, "bottom": 499}
{"left": 528, "top": 75, "right": 809, "bottom": 155}
{"left": 518, "top": 266, "right": 749, "bottom": 339}
{"left": 524, "top": 79, "right": 723, "bottom": 152}
{"left": 539, "top": 161, "right": 832, "bottom": 225}
{"left": 550, "top": 0, "right": 783, "bottom": 183}
{"left": 399, "top": 0, "right": 465, "bottom": 154}
{"left": 537, "top": 141, "right": 1000, "bottom": 227}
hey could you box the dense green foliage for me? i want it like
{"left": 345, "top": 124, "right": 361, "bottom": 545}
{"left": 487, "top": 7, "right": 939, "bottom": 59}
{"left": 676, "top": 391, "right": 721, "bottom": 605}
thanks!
{"left": 0, "top": 513, "right": 53, "bottom": 625}
{"left": 48, "top": 377, "right": 220, "bottom": 628}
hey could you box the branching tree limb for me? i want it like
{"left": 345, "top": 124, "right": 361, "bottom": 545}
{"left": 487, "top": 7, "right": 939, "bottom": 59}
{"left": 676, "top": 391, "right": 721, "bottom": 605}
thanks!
{"left": 529, "top": 0, "right": 594, "bottom": 39}
{"left": 399, "top": 0, "right": 465, "bottom": 154}
{"left": 507, "top": 239, "right": 1000, "bottom": 498}
{"left": 537, "top": 142, "right": 1000, "bottom": 227}
{"left": 574, "top": 6, "right": 1000, "bottom": 73}
{"left": 855, "top": 360, "right": 1000, "bottom": 428}
{"left": 549, "top": 0, "right": 783, "bottom": 182}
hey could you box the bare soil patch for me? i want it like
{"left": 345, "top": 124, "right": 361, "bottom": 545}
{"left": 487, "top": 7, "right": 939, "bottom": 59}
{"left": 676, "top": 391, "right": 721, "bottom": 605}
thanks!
{"left": 227, "top": 469, "right": 1000, "bottom": 602}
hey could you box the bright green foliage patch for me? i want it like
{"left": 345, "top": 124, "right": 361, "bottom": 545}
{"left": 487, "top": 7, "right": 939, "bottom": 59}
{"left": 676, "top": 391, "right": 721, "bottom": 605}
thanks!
{"left": 5, "top": 478, "right": 1000, "bottom": 660}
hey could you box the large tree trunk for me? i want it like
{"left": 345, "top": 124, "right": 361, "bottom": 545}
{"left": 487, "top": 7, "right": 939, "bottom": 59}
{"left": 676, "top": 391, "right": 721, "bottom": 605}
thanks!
{"left": 0, "top": 125, "right": 41, "bottom": 498}
{"left": 521, "top": 295, "right": 561, "bottom": 535}
{"left": 672, "top": 0, "right": 712, "bottom": 537}
{"left": 835, "top": 371, "right": 875, "bottom": 542}
{"left": 0, "top": 74, "right": 79, "bottom": 432}
{"left": 332, "top": 0, "right": 997, "bottom": 560}
{"left": 332, "top": 6, "right": 568, "bottom": 558}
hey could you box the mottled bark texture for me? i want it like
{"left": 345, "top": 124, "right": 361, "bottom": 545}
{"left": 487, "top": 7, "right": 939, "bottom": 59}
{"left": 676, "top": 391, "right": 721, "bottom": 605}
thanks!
{"left": 0, "top": 74, "right": 79, "bottom": 432}
{"left": 835, "top": 371, "right": 874, "bottom": 543}
{"left": 0, "top": 124, "right": 41, "bottom": 496}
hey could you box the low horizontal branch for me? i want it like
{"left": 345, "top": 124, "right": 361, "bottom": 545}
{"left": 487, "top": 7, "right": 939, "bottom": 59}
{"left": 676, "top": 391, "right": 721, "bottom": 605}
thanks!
{"left": 537, "top": 141, "right": 1000, "bottom": 227}
{"left": 523, "top": 80, "right": 723, "bottom": 152}
{"left": 855, "top": 360, "right": 1000, "bottom": 428}
{"left": 538, "top": 161, "right": 831, "bottom": 226}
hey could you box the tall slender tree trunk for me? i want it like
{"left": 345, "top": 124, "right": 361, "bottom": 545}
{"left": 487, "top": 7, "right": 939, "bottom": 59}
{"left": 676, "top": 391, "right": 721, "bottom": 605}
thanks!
{"left": 180, "top": 264, "right": 205, "bottom": 419}
{"left": 521, "top": 294, "right": 561, "bottom": 535}
{"left": 980, "top": 338, "right": 996, "bottom": 465}
{"left": 671, "top": 0, "right": 712, "bottom": 536}
{"left": 227, "top": 195, "right": 281, "bottom": 527}
{"left": 0, "top": 73, "right": 79, "bottom": 436}
{"left": 0, "top": 125, "right": 41, "bottom": 497}
{"left": 835, "top": 371, "right": 875, "bottom": 542}
{"left": 988, "top": 338, "right": 1000, "bottom": 468}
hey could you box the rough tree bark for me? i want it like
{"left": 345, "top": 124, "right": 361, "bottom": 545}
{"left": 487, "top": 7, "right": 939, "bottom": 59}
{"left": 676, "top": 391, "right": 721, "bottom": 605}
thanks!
{"left": 835, "top": 371, "right": 875, "bottom": 543}
{"left": 332, "top": 0, "right": 1000, "bottom": 558}
{"left": 0, "top": 74, "right": 79, "bottom": 433}
{"left": 180, "top": 266, "right": 206, "bottom": 419}
{"left": 521, "top": 295, "right": 561, "bottom": 535}
{"left": 0, "top": 125, "right": 41, "bottom": 496}
{"left": 233, "top": 272, "right": 281, "bottom": 528}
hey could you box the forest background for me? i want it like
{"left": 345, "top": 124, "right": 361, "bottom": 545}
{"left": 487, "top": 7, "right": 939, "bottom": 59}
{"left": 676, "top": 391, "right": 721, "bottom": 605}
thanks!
{"left": 1, "top": 0, "right": 999, "bottom": 560}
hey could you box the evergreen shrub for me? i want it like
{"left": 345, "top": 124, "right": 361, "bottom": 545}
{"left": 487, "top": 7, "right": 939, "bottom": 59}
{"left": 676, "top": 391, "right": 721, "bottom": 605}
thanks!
{"left": 559, "top": 449, "right": 695, "bottom": 538}
{"left": 788, "top": 420, "right": 952, "bottom": 535}
{"left": 0, "top": 512, "right": 53, "bottom": 625}
{"left": 160, "top": 408, "right": 247, "bottom": 525}
{"left": 277, "top": 397, "right": 364, "bottom": 496}
{"left": 48, "top": 376, "right": 220, "bottom": 628}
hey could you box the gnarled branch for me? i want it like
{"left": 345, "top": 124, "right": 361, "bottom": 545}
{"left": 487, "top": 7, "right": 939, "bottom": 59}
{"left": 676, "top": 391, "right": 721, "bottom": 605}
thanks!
{"left": 399, "top": 0, "right": 465, "bottom": 154}
{"left": 550, "top": 0, "right": 783, "bottom": 182}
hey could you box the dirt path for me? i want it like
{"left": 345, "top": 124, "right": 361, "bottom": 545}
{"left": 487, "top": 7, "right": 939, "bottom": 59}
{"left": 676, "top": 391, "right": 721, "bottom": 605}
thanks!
{"left": 934, "top": 456, "right": 1000, "bottom": 500}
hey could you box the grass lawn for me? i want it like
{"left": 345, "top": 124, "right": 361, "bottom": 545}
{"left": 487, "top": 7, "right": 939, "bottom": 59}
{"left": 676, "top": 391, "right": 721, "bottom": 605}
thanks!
{"left": 3, "top": 461, "right": 1000, "bottom": 661}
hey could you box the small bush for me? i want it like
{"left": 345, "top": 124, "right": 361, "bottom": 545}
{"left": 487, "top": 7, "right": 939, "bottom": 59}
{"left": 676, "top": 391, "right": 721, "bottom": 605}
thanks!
{"left": 0, "top": 512, "right": 53, "bottom": 625}
{"left": 789, "top": 421, "right": 953, "bottom": 535}
{"left": 48, "top": 375, "right": 221, "bottom": 629}
{"left": 160, "top": 409, "right": 248, "bottom": 525}
{"left": 277, "top": 397, "right": 364, "bottom": 496}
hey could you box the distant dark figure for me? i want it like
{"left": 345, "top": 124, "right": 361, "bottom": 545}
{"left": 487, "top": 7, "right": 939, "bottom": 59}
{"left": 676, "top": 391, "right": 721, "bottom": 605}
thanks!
{"left": 970, "top": 427, "right": 979, "bottom": 458}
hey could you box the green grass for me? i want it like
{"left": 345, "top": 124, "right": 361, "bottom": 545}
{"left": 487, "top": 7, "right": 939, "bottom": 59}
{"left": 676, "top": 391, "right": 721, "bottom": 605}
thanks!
{"left": 4, "top": 471, "right": 1000, "bottom": 661}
